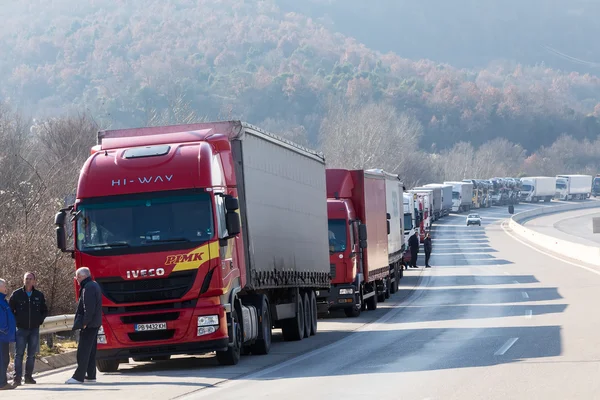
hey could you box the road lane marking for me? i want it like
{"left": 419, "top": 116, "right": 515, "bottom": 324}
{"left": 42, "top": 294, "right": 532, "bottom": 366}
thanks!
{"left": 495, "top": 337, "right": 519, "bottom": 356}
{"left": 525, "top": 310, "right": 533, "bottom": 319}
{"left": 521, "top": 291, "right": 529, "bottom": 299}
{"left": 501, "top": 221, "right": 600, "bottom": 278}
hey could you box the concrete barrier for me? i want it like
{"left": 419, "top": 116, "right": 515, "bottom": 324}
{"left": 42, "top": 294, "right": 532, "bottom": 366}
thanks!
{"left": 509, "top": 201, "right": 600, "bottom": 266}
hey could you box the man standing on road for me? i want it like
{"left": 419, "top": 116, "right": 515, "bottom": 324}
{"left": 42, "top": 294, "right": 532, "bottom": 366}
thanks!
{"left": 424, "top": 233, "right": 432, "bottom": 268}
{"left": 409, "top": 231, "right": 419, "bottom": 269}
{"left": 66, "top": 267, "right": 102, "bottom": 385}
{"left": 9, "top": 272, "right": 48, "bottom": 386}
{"left": 0, "top": 278, "right": 17, "bottom": 391}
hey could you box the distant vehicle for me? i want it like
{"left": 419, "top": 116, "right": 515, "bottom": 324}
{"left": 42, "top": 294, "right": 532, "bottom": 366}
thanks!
{"left": 466, "top": 214, "right": 481, "bottom": 226}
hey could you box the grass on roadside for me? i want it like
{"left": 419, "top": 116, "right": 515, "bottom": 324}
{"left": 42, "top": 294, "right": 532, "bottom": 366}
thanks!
{"left": 38, "top": 340, "right": 78, "bottom": 358}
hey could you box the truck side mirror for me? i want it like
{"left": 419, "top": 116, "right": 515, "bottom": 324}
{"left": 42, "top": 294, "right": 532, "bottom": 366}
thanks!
{"left": 358, "top": 223, "right": 367, "bottom": 241}
{"left": 360, "top": 240, "right": 368, "bottom": 249}
{"left": 55, "top": 210, "right": 68, "bottom": 252}
{"left": 226, "top": 212, "right": 241, "bottom": 237}
{"left": 224, "top": 195, "right": 239, "bottom": 211}
{"left": 387, "top": 220, "right": 391, "bottom": 235}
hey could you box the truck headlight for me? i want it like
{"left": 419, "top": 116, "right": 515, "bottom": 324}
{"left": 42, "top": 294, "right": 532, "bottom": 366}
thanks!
{"left": 197, "top": 315, "right": 219, "bottom": 327}
{"left": 197, "top": 326, "right": 218, "bottom": 336}
{"left": 97, "top": 325, "right": 107, "bottom": 344}
{"left": 339, "top": 288, "right": 354, "bottom": 295}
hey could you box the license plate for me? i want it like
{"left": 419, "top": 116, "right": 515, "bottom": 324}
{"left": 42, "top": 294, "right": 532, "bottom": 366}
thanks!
{"left": 134, "top": 322, "right": 167, "bottom": 331}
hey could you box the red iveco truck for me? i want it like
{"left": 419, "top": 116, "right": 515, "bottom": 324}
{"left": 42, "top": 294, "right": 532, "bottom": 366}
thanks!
{"left": 55, "top": 121, "right": 330, "bottom": 371}
{"left": 323, "top": 169, "right": 404, "bottom": 317}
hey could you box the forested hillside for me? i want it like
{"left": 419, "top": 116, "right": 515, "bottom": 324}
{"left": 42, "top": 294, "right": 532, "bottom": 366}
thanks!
{"left": 2, "top": 0, "right": 600, "bottom": 152}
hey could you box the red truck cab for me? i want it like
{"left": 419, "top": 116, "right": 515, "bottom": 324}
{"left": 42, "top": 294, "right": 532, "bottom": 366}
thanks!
{"left": 323, "top": 169, "right": 390, "bottom": 317}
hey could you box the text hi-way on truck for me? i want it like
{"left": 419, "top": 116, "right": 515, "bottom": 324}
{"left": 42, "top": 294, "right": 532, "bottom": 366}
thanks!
{"left": 54, "top": 121, "right": 331, "bottom": 371}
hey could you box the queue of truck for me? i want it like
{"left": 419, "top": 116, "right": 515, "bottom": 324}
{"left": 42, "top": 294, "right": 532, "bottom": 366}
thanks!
{"left": 51, "top": 120, "right": 596, "bottom": 371}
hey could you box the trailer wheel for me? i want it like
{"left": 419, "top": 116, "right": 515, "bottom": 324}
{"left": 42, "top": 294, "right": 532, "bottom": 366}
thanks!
{"left": 216, "top": 309, "right": 242, "bottom": 365}
{"left": 377, "top": 281, "right": 387, "bottom": 303}
{"left": 249, "top": 295, "right": 272, "bottom": 355}
{"left": 384, "top": 277, "right": 391, "bottom": 299}
{"left": 309, "top": 291, "right": 317, "bottom": 336}
{"left": 390, "top": 266, "right": 399, "bottom": 294}
{"left": 302, "top": 291, "right": 311, "bottom": 339}
{"left": 366, "top": 288, "right": 378, "bottom": 311}
{"left": 96, "top": 359, "right": 120, "bottom": 373}
{"left": 281, "top": 295, "right": 304, "bottom": 341}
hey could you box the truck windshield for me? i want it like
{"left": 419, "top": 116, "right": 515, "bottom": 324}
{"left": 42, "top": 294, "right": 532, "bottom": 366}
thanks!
{"left": 76, "top": 192, "right": 214, "bottom": 253}
{"left": 522, "top": 184, "right": 533, "bottom": 192}
{"left": 594, "top": 178, "right": 600, "bottom": 188}
{"left": 328, "top": 219, "right": 347, "bottom": 253}
{"left": 556, "top": 182, "right": 567, "bottom": 189}
{"left": 452, "top": 192, "right": 460, "bottom": 200}
{"left": 403, "top": 213, "right": 412, "bottom": 230}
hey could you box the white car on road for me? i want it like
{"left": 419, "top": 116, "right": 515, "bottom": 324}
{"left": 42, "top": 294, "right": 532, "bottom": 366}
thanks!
{"left": 466, "top": 213, "right": 482, "bottom": 226}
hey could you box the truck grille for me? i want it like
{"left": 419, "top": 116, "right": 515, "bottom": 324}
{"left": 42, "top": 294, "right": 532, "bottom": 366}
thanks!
{"left": 330, "top": 263, "right": 336, "bottom": 278}
{"left": 97, "top": 271, "right": 197, "bottom": 304}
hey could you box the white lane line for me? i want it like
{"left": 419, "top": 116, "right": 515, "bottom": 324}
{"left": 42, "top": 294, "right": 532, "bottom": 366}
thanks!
{"left": 494, "top": 337, "right": 519, "bottom": 356}
{"left": 521, "top": 291, "right": 529, "bottom": 299}
{"left": 503, "top": 271, "right": 510, "bottom": 275}
{"left": 525, "top": 310, "right": 533, "bottom": 319}
{"left": 501, "top": 221, "right": 600, "bottom": 278}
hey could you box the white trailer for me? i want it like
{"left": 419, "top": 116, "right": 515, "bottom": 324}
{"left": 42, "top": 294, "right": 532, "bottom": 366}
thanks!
{"left": 555, "top": 174, "right": 593, "bottom": 200}
{"left": 520, "top": 176, "right": 556, "bottom": 203}
{"left": 367, "top": 169, "right": 405, "bottom": 287}
{"left": 424, "top": 184, "right": 452, "bottom": 217}
{"left": 444, "top": 181, "right": 473, "bottom": 213}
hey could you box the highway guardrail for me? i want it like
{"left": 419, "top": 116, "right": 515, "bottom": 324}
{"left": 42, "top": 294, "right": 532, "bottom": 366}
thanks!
{"left": 508, "top": 200, "right": 600, "bottom": 266}
{"left": 40, "top": 314, "right": 75, "bottom": 335}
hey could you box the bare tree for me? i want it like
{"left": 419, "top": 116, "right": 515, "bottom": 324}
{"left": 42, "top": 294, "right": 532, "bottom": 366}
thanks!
{"left": 319, "top": 100, "right": 424, "bottom": 186}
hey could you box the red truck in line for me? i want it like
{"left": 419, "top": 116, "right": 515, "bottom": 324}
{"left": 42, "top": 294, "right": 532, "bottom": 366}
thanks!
{"left": 55, "top": 121, "right": 331, "bottom": 371}
{"left": 323, "top": 169, "right": 404, "bottom": 317}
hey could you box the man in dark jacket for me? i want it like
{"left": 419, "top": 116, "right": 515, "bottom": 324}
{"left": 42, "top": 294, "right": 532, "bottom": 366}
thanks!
{"left": 0, "top": 278, "right": 17, "bottom": 391}
{"left": 9, "top": 272, "right": 48, "bottom": 385}
{"left": 424, "top": 233, "right": 432, "bottom": 268}
{"left": 65, "top": 267, "right": 102, "bottom": 384}
{"left": 408, "top": 232, "right": 419, "bottom": 268}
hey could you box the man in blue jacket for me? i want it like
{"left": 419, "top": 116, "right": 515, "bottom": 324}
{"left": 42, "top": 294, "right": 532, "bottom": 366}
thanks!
{"left": 0, "top": 278, "right": 17, "bottom": 391}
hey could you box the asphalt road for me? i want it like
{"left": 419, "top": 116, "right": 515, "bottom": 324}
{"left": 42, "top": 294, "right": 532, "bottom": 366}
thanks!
{"left": 523, "top": 206, "right": 600, "bottom": 246}
{"left": 11, "top": 200, "right": 600, "bottom": 399}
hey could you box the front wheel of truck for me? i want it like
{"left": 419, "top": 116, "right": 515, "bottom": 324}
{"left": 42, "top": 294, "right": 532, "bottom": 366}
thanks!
{"left": 96, "top": 359, "right": 120, "bottom": 373}
{"left": 309, "top": 291, "right": 317, "bottom": 336}
{"left": 216, "top": 310, "right": 242, "bottom": 366}
{"left": 281, "top": 294, "right": 304, "bottom": 341}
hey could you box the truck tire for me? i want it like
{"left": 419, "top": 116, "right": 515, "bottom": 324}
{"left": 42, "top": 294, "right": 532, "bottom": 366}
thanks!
{"left": 384, "top": 277, "right": 391, "bottom": 299}
{"left": 249, "top": 295, "right": 272, "bottom": 355}
{"left": 302, "top": 292, "right": 311, "bottom": 339}
{"left": 344, "top": 306, "right": 361, "bottom": 318}
{"left": 390, "top": 268, "right": 397, "bottom": 295}
{"left": 216, "top": 309, "right": 242, "bottom": 365}
{"left": 377, "top": 281, "right": 386, "bottom": 303}
{"left": 309, "top": 291, "right": 317, "bottom": 336}
{"left": 96, "top": 359, "right": 120, "bottom": 373}
{"left": 366, "top": 290, "right": 378, "bottom": 311}
{"left": 281, "top": 295, "right": 304, "bottom": 341}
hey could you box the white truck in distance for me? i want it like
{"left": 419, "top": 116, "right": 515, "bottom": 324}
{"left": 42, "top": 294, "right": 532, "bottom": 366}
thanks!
{"left": 555, "top": 175, "right": 593, "bottom": 201}
{"left": 403, "top": 193, "right": 418, "bottom": 244}
{"left": 443, "top": 181, "right": 473, "bottom": 213}
{"left": 520, "top": 176, "right": 556, "bottom": 203}
{"left": 423, "top": 184, "right": 453, "bottom": 217}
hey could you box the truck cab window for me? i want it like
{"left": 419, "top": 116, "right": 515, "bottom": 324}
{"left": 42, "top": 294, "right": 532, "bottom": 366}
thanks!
{"left": 76, "top": 192, "right": 214, "bottom": 253}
